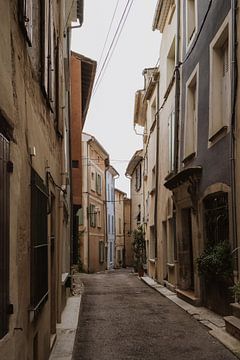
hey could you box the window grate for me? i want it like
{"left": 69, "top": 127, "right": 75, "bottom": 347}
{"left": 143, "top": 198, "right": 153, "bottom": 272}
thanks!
{"left": 30, "top": 169, "right": 48, "bottom": 309}
{"left": 0, "top": 133, "right": 10, "bottom": 339}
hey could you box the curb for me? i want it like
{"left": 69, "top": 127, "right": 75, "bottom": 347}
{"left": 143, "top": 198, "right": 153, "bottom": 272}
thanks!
{"left": 49, "top": 295, "right": 82, "bottom": 360}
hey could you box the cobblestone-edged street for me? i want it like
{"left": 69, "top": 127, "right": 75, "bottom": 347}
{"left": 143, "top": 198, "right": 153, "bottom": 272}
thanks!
{"left": 72, "top": 270, "right": 238, "bottom": 360}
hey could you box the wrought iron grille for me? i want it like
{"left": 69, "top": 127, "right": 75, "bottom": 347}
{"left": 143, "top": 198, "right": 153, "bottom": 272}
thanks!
{"left": 0, "top": 133, "right": 10, "bottom": 339}
{"left": 204, "top": 192, "right": 229, "bottom": 245}
{"left": 30, "top": 169, "right": 48, "bottom": 309}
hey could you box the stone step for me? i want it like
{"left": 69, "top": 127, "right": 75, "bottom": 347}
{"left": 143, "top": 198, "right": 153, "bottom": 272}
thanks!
{"left": 230, "top": 303, "right": 240, "bottom": 319}
{"left": 176, "top": 288, "right": 201, "bottom": 307}
{"left": 224, "top": 315, "right": 240, "bottom": 341}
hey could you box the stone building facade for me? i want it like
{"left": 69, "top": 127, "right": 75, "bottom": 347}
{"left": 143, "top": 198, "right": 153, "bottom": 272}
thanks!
{"left": 0, "top": 1, "right": 83, "bottom": 359}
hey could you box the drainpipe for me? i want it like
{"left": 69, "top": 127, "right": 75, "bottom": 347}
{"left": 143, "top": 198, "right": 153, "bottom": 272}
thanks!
{"left": 230, "top": 0, "right": 238, "bottom": 274}
{"left": 87, "top": 143, "right": 90, "bottom": 273}
{"left": 174, "top": 0, "right": 181, "bottom": 174}
{"left": 154, "top": 80, "right": 160, "bottom": 279}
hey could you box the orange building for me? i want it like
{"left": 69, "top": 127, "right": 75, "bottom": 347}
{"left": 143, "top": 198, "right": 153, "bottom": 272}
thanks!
{"left": 70, "top": 52, "right": 96, "bottom": 265}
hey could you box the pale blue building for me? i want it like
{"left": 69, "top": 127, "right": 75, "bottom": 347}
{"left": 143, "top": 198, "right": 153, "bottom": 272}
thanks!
{"left": 106, "top": 166, "right": 119, "bottom": 269}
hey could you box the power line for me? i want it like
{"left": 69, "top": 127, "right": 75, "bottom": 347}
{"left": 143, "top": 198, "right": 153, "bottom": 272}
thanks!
{"left": 97, "top": 0, "right": 120, "bottom": 69}
{"left": 93, "top": 0, "right": 134, "bottom": 94}
{"left": 93, "top": 0, "right": 134, "bottom": 96}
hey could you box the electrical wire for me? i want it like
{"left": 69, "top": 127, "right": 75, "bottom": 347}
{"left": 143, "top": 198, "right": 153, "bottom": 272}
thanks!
{"left": 92, "top": 0, "right": 134, "bottom": 94}
{"left": 93, "top": 0, "right": 134, "bottom": 96}
{"left": 97, "top": 0, "right": 120, "bottom": 70}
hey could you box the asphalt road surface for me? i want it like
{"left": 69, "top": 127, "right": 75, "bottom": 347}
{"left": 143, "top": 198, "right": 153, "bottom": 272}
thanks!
{"left": 72, "top": 269, "right": 237, "bottom": 360}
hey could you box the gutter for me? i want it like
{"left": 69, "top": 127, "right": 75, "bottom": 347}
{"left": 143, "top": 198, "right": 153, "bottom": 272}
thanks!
{"left": 230, "top": 0, "right": 238, "bottom": 270}
{"left": 174, "top": 0, "right": 181, "bottom": 174}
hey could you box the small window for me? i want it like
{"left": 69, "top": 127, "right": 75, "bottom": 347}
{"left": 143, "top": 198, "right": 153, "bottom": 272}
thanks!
{"left": 99, "top": 241, "right": 105, "bottom": 263}
{"left": 168, "top": 111, "right": 175, "bottom": 173}
{"left": 209, "top": 19, "right": 230, "bottom": 142}
{"left": 135, "top": 163, "right": 142, "bottom": 191}
{"left": 96, "top": 173, "right": 102, "bottom": 195}
{"left": 89, "top": 204, "right": 96, "bottom": 228}
{"left": 72, "top": 160, "right": 79, "bottom": 168}
{"left": 186, "top": 0, "right": 196, "bottom": 46}
{"left": 183, "top": 66, "right": 198, "bottom": 161}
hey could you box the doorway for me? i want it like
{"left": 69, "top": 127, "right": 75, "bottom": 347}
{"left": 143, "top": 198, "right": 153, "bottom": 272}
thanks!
{"left": 180, "top": 208, "right": 194, "bottom": 290}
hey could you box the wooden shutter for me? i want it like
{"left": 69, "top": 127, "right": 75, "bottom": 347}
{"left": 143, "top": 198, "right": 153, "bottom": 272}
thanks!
{"left": 49, "top": 2, "right": 55, "bottom": 111}
{"left": 19, "top": 0, "right": 33, "bottom": 46}
{"left": 0, "top": 133, "right": 10, "bottom": 339}
{"left": 42, "top": 0, "right": 50, "bottom": 96}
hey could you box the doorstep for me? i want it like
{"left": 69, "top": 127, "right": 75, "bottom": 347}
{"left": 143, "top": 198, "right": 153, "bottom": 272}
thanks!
{"left": 141, "top": 274, "right": 240, "bottom": 358}
{"left": 176, "top": 288, "right": 201, "bottom": 307}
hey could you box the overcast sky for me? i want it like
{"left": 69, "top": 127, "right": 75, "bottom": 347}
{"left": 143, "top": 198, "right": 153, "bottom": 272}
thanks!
{"left": 71, "top": 0, "right": 160, "bottom": 196}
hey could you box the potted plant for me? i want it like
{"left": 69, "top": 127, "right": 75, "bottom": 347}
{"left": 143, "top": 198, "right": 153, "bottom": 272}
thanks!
{"left": 196, "top": 241, "right": 234, "bottom": 315}
{"left": 132, "top": 225, "right": 146, "bottom": 277}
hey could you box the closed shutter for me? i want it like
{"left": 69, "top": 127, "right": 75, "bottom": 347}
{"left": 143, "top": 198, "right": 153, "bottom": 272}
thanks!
{"left": 0, "top": 133, "right": 10, "bottom": 339}
{"left": 19, "top": 0, "right": 33, "bottom": 46}
{"left": 49, "top": 1, "right": 55, "bottom": 111}
{"left": 42, "top": 0, "right": 50, "bottom": 96}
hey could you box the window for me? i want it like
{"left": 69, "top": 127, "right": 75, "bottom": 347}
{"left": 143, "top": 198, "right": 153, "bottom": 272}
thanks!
{"left": 110, "top": 242, "right": 113, "bottom": 262}
{"left": 186, "top": 0, "right": 196, "bottom": 46}
{"left": 19, "top": 0, "right": 33, "bottom": 46}
{"left": 150, "top": 225, "right": 156, "bottom": 259}
{"left": 99, "top": 241, "right": 104, "bottom": 263}
{"left": 108, "top": 214, "right": 111, "bottom": 233}
{"left": 204, "top": 192, "right": 229, "bottom": 245}
{"left": 89, "top": 204, "right": 96, "bottom": 227}
{"left": 151, "top": 166, "right": 156, "bottom": 193}
{"left": 112, "top": 215, "right": 114, "bottom": 234}
{"left": 30, "top": 169, "right": 48, "bottom": 310}
{"left": 168, "top": 111, "right": 175, "bottom": 173}
{"left": 137, "top": 204, "right": 141, "bottom": 225}
{"left": 167, "top": 37, "right": 176, "bottom": 88}
{"left": 119, "top": 218, "right": 122, "bottom": 234}
{"left": 151, "top": 99, "right": 156, "bottom": 125}
{"left": 91, "top": 170, "right": 96, "bottom": 191}
{"left": 0, "top": 133, "right": 10, "bottom": 339}
{"left": 97, "top": 208, "right": 102, "bottom": 228}
{"left": 135, "top": 163, "right": 142, "bottom": 191}
{"left": 96, "top": 173, "right": 102, "bottom": 195}
{"left": 209, "top": 19, "right": 230, "bottom": 141}
{"left": 184, "top": 66, "right": 198, "bottom": 160}
{"left": 72, "top": 160, "right": 79, "bottom": 168}
{"left": 42, "top": 0, "right": 56, "bottom": 111}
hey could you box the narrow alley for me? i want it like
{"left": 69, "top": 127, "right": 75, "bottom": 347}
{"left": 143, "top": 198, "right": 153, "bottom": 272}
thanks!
{"left": 72, "top": 270, "right": 237, "bottom": 360}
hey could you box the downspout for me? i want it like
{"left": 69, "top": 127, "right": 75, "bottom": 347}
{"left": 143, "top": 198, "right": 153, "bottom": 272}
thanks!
{"left": 230, "top": 0, "right": 238, "bottom": 275}
{"left": 174, "top": 0, "right": 181, "bottom": 174}
{"left": 105, "top": 168, "right": 109, "bottom": 270}
{"left": 87, "top": 142, "right": 90, "bottom": 273}
{"left": 154, "top": 80, "right": 160, "bottom": 280}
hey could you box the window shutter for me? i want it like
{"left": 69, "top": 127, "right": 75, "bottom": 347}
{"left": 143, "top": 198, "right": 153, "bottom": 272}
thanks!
{"left": 42, "top": 0, "right": 50, "bottom": 96}
{"left": 49, "top": 2, "right": 55, "bottom": 111}
{"left": 0, "top": 133, "right": 10, "bottom": 339}
{"left": 19, "top": 0, "right": 33, "bottom": 46}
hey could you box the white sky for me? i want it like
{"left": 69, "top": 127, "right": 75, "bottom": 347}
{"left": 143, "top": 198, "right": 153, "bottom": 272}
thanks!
{"left": 71, "top": 0, "right": 160, "bottom": 196}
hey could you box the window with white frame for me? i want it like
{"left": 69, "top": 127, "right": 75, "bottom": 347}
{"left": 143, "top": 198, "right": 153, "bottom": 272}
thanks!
{"left": 184, "top": 66, "right": 198, "bottom": 160}
{"left": 186, "top": 0, "right": 197, "bottom": 46}
{"left": 168, "top": 111, "right": 175, "bottom": 173}
{"left": 209, "top": 19, "right": 230, "bottom": 141}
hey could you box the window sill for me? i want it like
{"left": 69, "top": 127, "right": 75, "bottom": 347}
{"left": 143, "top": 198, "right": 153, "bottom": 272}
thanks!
{"left": 167, "top": 263, "right": 175, "bottom": 269}
{"left": 209, "top": 126, "right": 228, "bottom": 144}
{"left": 182, "top": 152, "right": 196, "bottom": 165}
{"left": 148, "top": 258, "right": 156, "bottom": 264}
